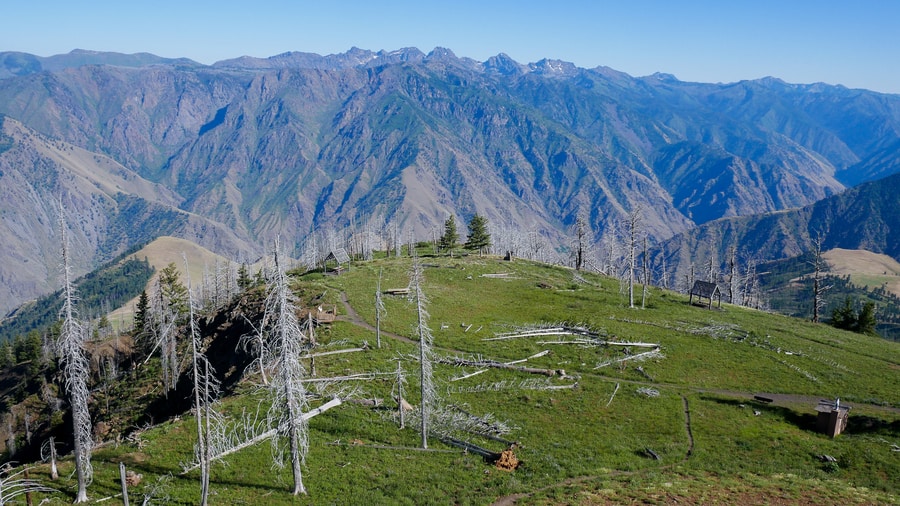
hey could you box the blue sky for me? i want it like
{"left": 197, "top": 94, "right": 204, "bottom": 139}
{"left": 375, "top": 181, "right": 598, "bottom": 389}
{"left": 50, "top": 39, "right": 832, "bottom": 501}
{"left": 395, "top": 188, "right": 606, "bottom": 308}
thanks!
{"left": 3, "top": 1, "right": 899, "bottom": 93}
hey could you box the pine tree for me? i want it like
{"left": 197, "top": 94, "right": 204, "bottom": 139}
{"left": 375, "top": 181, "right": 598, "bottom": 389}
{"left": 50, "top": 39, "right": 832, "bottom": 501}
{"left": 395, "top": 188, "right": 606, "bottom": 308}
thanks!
{"left": 439, "top": 215, "right": 458, "bottom": 253}
{"left": 831, "top": 297, "right": 857, "bottom": 331}
{"left": 134, "top": 290, "right": 150, "bottom": 334}
{"left": 237, "top": 263, "right": 252, "bottom": 291}
{"left": 464, "top": 214, "right": 491, "bottom": 255}
{"left": 159, "top": 263, "right": 188, "bottom": 317}
{"left": 858, "top": 302, "right": 878, "bottom": 336}
{"left": 0, "top": 340, "right": 13, "bottom": 368}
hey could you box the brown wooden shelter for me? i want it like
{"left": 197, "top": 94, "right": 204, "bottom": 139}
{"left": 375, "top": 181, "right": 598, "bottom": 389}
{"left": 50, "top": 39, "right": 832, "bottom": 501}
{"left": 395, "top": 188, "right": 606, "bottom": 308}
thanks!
{"left": 324, "top": 248, "right": 351, "bottom": 274}
{"left": 689, "top": 280, "right": 722, "bottom": 309}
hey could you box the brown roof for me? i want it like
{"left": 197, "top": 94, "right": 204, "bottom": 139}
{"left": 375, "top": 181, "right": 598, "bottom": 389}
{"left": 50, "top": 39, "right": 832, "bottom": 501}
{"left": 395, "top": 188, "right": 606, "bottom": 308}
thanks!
{"left": 690, "top": 280, "right": 720, "bottom": 298}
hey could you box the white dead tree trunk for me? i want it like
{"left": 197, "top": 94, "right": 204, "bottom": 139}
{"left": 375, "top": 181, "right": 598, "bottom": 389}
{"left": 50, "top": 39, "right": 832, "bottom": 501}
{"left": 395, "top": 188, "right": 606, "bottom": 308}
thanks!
{"left": 808, "top": 234, "right": 831, "bottom": 323}
{"left": 410, "top": 256, "right": 436, "bottom": 448}
{"left": 184, "top": 256, "right": 215, "bottom": 506}
{"left": 395, "top": 360, "right": 406, "bottom": 429}
{"left": 148, "top": 276, "right": 179, "bottom": 395}
{"left": 641, "top": 236, "right": 649, "bottom": 309}
{"left": 627, "top": 207, "right": 642, "bottom": 309}
{"left": 267, "top": 240, "right": 310, "bottom": 495}
{"left": 727, "top": 247, "right": 738, "bottom": 304}
{"left": 57, "top": 203, "right": 93, "bottom": 503}
{"left": 375, "top": 269, "right": 386, "bottom": 349}
{"left": 239, "top": 315, "right": 269, "bottom": 385}
{"left": 573, "top": 212, "right": 590, "bottom": 272}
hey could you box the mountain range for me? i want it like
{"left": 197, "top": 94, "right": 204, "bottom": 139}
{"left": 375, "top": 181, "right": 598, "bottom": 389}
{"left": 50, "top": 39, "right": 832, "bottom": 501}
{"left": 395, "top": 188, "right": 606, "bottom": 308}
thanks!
{"left": 2, "top": 47, "right": 900, "bottom": 315}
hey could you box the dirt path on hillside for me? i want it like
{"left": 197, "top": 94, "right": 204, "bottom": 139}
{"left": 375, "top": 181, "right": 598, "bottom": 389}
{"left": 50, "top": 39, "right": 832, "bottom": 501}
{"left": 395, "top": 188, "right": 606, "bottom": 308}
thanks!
{"left": 336, "top": 291, "right": 416, "bottom": 344}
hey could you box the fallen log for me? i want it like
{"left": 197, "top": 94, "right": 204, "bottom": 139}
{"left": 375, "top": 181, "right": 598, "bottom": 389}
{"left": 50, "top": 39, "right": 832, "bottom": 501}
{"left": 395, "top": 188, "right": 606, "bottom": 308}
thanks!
{"left": 441, "top": 356, "right": 560, "bottom": 377}
{"left": 347, "top": 398, "right": 384, "bottom": 407}
{"left": 302, "top": 347, "right": 367, "bottom": 359}
{"left": 301, "top": 372, "right": 392, "bottom": 384}
{"left": 439, "top": 435, "right": 500, "bottom": 461}
{"left": 605, "top": 382, "right": 620, "bottom": 408}
{"left": 326, "top": 441, "right": 460, "bottom": 453}
{"left": 181, "top": 397, "right": 342, "bottom": 474}
{"left": 450, "top": 351, "right": 551, "bottom": 381}
{"left": 594, "top": 348, "right": 663, "bottom": 369}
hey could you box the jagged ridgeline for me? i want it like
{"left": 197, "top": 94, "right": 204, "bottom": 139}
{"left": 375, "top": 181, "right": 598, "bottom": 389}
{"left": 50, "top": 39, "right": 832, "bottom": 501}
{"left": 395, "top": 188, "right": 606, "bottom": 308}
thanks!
{"left": 0, "top": 245, "right": 154, "bottom": 343}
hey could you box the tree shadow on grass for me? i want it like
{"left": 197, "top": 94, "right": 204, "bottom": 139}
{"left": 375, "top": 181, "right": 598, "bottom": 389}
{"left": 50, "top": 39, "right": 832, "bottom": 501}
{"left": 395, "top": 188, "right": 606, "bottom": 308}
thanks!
{"left": 701, "top": 395, "right": 900, "bottom": 436}
{"left": 698, "top": 395, "right": 818, "bottom": 432}
{"left": 842, "top": 414, "right": 900, "bottom": 436}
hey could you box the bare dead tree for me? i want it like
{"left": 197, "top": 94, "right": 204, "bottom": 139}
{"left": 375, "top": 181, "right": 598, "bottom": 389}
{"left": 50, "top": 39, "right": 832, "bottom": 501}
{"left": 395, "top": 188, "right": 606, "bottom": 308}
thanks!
{"left": 641, "top": 236, "right": 649, "bottom": 309}
{"left": 808, "top": 234, "right": 831, "bottom": 323}
{"left": 706, "top": 251, "right": 718, "bottom": 284}
{"left": 573, "top": 212, "right": 590, "bottom": 272}
{"left": 393, "top": 222, "right": 403, "bottom": 258}
{"left": 727, "top": 247, "right": 738, "bottom": 304}
{"left": 527, "top": 228, "right": 548, "bottom": 263}
{"left": 266, "top": 239, "right": 310, "bottom": 495}
{"left": 394, "top": 360, "right": 407, "bottom": 429}
{"left": 57, "top": 202, "right": 93, "bottom": 503}
{"left": 409, "top": 256, "right": 436, "bottom": 448}
{"left": 659, "top": 252, "right": 670, "bottom": 290}
{"left": 375, "top": 269, "right": 386, "bottom": 349}
{"left": 41, "top": 437, "right": 59, "bottom": 480}
{"left": 183, "top": 255, "right": 216, "bottom": 506}
{"left": 741, "top": 259, "right": 761, "bottom": 309}
{"left": 601, "top": 227, "right": 621, "bottom": 277}
{"left": 238, "top": 315, "right": 269, "bottom": 385}
{"left": 301, "top": 232, "right": 319, "bottom": 272}
{"left": 0, "top": 465, "right": 55, "bottom": 504}
{"left": 627, "top": 207, "right": 643, "bottom": 308}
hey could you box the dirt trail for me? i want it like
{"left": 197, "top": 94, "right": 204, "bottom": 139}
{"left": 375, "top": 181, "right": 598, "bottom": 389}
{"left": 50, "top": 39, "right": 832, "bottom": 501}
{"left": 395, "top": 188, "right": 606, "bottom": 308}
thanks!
{"left": 336, "top": 291, "right": 415, "bottom": 344}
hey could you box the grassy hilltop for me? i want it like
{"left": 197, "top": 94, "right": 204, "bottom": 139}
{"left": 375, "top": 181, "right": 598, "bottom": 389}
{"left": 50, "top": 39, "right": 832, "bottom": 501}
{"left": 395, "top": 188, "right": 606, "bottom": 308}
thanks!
{"left": 12, "top": 254, "right": 900, "bottom": 504}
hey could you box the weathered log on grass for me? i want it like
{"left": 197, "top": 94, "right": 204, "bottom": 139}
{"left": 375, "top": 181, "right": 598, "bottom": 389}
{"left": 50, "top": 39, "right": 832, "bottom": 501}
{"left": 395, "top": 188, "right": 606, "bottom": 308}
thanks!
{"left": 594, "top": 348, "right": 663, "bottom": 369}
{"left": 441, "top": 356, "right": 561, "bottom": 377}
{"left": 605, "top": 382, "right": 620, "bottom": 408}
{"left": 301, "top": 372, "right": 392, "bottom": 384}
{"left": 181, "top": 398, "right": 342, "bottom": 474}
{"left": 450, "top": 351, "right": 550, "bottom": 381}
{"left": 302, "top": 347, "right": 367, "bottom": 359}
{"left": 347, "top": 398, "right": 384, "bottom": 407}
{"left": 439, "top": 435, "right": 501, "bottom": 461}
{"left": 325, "top": 441, "right": 460, "bottom": 453}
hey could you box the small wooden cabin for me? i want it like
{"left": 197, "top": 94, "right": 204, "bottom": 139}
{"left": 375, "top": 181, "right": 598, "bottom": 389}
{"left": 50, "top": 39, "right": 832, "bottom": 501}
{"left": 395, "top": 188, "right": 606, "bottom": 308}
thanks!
{"left": 689, "top": 280, "right": 722, "bottom": 309}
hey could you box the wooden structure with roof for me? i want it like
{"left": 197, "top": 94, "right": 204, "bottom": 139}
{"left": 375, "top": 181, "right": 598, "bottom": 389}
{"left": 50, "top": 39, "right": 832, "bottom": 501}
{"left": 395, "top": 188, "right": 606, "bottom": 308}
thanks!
{"left": 689, "top": 280, "right": 722, "bottom": 309}
{"left": 324, "top": 248, "right": 351, "bottom": 274}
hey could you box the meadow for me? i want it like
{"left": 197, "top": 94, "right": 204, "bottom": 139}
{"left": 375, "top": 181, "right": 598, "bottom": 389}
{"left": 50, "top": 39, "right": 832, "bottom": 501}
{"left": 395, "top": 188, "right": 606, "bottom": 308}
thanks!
{"left": 21, "top": 254, "right": 900, "bottom": 504}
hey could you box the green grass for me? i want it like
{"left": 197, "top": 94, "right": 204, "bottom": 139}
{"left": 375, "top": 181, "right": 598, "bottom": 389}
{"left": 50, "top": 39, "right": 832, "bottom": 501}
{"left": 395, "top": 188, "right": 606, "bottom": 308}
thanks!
{"left": 19, "top": 255, "right": 900, "bottom": 504}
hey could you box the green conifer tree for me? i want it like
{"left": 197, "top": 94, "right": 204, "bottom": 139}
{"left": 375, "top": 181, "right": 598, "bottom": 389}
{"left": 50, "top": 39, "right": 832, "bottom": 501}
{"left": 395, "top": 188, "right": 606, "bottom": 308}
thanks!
{"left": 464, "top": 214, "right": 491, "bottom": 255}
{"left": 134, "top": 290, "right": 150, "bottom": 334}
{"left": 439, "top": 215, "right": 459, "bottom": 253}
